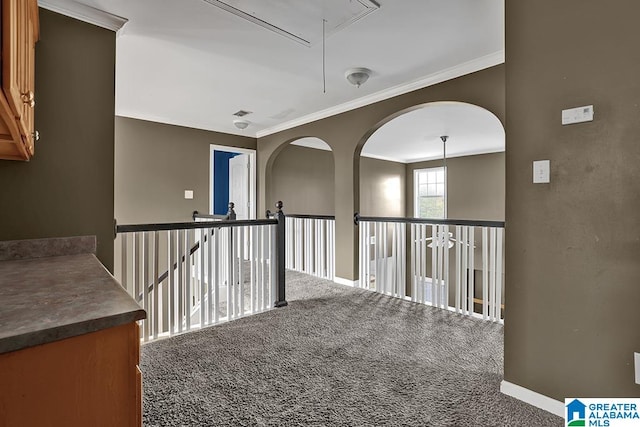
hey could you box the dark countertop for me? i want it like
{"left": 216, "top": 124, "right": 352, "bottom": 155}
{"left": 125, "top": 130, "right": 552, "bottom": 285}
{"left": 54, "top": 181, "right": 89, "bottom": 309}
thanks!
{"left": 0, "top": 239, "right": 146, "bottom": 354}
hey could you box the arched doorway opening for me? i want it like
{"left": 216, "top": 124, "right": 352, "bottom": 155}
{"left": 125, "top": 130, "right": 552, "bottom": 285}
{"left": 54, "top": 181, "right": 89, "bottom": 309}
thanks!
{"left": 358, "top": 101, "right": 505, "bottom": 220}
{"left": 269, "top": 137, "right": 334, "bottom": 215}
{"left": 270, "top": 137, "right": 336, "bottom": 280}
{"left": 355, "top": 101, "right": 506, "bottom": 322}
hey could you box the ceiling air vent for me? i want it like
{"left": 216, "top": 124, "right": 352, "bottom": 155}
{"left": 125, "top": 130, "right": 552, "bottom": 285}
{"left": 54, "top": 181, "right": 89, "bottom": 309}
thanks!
{"left": 233, "top": 110, "right": 252, "bottom": 117}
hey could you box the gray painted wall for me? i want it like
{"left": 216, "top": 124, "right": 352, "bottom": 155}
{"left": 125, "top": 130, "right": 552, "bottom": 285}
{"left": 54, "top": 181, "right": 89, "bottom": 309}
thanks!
{"left": 0, "top": 9, "right": 116, "bottom": 270}
{"left": 271, "top": 145, "right": 334, "bottom": 215}
{"left": 360, "top": 157, "right": 406, "bottom": 217}
{"left": 270, "top": 144, "right": 407, "bottom": 217}
{"left": 505, "top": 0, "right": 640, "bottom": 398}
{"left": 115, "top": 116, "right": 256, "bottom": 224}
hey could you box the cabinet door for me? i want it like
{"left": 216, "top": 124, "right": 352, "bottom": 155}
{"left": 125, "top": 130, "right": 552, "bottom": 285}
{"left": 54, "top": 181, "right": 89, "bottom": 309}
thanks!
{"left": 21, "top": 9, "right": 36, "bottom": 155}
{"left": 2, "top": 0, "right": 26, "bottom": 119}
{"left": 2, "top": 0, "right": 36, "bottom": 154}
{"left": 0, "top": 323, "right": 142, "bottom": 427}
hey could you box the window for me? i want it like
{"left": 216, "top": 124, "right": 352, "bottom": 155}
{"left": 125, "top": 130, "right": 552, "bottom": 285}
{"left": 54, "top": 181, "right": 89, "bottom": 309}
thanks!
{"left": 414, "top": 167, "right": 446, "bottom": 218}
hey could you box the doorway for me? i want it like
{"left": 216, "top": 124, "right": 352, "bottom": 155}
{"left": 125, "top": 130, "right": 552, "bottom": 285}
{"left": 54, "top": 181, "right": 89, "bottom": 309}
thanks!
{"left": 209, "top": 144, "right": 256, "bottom": 219}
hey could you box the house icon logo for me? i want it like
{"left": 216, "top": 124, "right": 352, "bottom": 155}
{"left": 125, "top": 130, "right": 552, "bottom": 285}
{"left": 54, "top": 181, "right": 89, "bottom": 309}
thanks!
{"left": 566, "top": 399, "right": 586, "bottom": 426}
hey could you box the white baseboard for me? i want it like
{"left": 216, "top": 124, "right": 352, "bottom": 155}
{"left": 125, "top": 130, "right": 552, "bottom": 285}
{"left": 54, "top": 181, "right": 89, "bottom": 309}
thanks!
{"left": 500, "top": 380, "right": 564, "bottom": 418}
{"left": 334, "top": 277, "right": 358, "bottom": 287}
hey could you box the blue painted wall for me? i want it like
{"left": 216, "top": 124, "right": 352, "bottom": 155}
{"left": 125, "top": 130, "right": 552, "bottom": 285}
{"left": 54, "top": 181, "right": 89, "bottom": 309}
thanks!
{"left": 212, "top": 150, "right": 240, "bottom": 215}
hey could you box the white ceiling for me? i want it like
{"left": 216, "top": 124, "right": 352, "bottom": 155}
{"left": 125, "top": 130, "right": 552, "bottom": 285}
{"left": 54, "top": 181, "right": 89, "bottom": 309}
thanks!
{"left": 363, "top": 102, "right": 505, "bottom": 162}
{"left": 42, "top": 0, "right": 505, "bottom": 161}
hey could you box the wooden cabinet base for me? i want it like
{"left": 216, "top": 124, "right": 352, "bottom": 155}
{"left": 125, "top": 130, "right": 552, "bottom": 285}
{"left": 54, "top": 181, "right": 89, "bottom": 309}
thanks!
{"left": 0, "top": 322, "right": 142, "bottom": 427}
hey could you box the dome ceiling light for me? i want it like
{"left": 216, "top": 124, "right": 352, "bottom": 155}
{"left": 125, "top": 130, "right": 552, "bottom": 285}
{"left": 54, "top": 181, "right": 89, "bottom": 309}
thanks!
{"left": 233, "top": 119, "right": 250, "bottom": 130}
{"left": 345, "top": 68, "right": 372, "bottom": 88}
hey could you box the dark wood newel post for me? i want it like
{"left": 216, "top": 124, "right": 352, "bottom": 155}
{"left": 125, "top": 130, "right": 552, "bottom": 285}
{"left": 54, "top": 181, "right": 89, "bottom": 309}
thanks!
{"left": 274, "top": 201, "right": 288, "bottom": 308}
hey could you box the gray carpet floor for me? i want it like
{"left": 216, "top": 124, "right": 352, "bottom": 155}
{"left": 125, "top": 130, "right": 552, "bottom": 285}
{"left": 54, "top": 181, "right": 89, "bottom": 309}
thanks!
{"left": 140, "top": 270, "right": 563, "bottom": 426}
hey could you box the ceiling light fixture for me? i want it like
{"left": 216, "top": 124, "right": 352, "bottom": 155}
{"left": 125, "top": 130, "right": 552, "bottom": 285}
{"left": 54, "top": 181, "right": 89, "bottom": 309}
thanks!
{"left": 345, "top": 68, "right": 371, "bottom": 88}
{"left": 233, "top": 119, "right": 250, "bottom": 130}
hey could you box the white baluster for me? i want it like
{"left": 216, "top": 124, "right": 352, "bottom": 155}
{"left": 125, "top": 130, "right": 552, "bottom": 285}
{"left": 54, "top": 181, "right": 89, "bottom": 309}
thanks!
{"left": 468, "top": 227, "right": 475, "bottom": 314}
{"left": 142, "top": 232, "right": 150, "bottom": 341}
{"left": 270, "top": 224, "right": 277, "bottom": 308}
{"left": 200, "top": 228, "right": 206, "bottom": 327}
{"left": 177, "top": 230, "right": 184, "bottom": 333}
{"left": 213, "top": 228, "right": 220, "bottom": 324}
{"left": 207, "top": 227, "right": 213, "bottom": 325}
{"left": 443, "top": 225, "right": 450, "bottom": 309}
{"left": 169, "top": 230, "right": 176, "bottom": 335}
{"left": 482, "top": 227, "right": 489, "bottom": 321}
{"left": 185, "top": 230, "right": 192, "bottom": 330}
{"left": 489, "top": 227, "right": 497, "bottom": 322}
{"left": 496, "top": 227, "right": 504, "bottom": 322}
{"left": 461, "top": 226, "right": 468, "bottom": 315}
{"left": 455, "top": 225, "right": 462, "bottom": 313}
{"left": 238, "top": 226, "right": 245, "bottom": 316}
{"left": 152, "top": 231, "right": 159, "bottom": 339}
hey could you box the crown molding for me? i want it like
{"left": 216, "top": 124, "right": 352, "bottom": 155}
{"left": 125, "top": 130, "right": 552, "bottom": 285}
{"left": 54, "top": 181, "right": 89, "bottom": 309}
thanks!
{"left": 404, "top": 148, "right": 505, "bottom": 164}
{"left": 38, "top": 0, "right": 128, "bottom": 32}
{"left": 290, "top": 140, "right": 505, "bottom": 164}
{"left": 256, "top": 50, "right": 505, "bottom": 139}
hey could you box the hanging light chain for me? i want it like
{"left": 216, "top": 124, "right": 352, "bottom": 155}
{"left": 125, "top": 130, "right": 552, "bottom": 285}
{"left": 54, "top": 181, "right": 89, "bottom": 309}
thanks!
{"left": 322, "top": 18, "right": 327, "bottom": 94}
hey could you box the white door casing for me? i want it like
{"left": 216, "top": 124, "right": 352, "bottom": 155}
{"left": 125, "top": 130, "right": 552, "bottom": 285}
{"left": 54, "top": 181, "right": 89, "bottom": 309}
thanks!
{"left": 209, "top": 145, "right": 256, "bottom": 219}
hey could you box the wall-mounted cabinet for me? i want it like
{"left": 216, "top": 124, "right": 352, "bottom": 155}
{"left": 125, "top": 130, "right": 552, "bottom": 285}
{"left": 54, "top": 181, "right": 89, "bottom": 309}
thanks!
{"left": 0, "top": 0, "right": 39, "bottom": 161}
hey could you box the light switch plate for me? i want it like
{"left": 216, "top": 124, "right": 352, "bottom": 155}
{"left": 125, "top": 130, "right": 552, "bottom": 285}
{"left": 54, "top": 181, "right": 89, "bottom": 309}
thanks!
{"left": 533, "top": 160, "right": 550, "bottom": 183}
{"left": 184, "top": 190, "right": 194, "bottom": 199}
{"left": 635, "top": 352, "right": 640, "bottom": 385}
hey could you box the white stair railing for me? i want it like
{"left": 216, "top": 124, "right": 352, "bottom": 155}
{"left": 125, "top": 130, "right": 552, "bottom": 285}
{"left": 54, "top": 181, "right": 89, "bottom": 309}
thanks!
{"left": 356, "top": 214, "right": 505, "bottom": 323}
{"left": 358, "top": 221, "right": 406, "bottom": 299}
{"left": 114, "top": 217, "right": 283, "bottom": 342}
{"left": 285, "top": 214, "right": 335, "bottom": 280}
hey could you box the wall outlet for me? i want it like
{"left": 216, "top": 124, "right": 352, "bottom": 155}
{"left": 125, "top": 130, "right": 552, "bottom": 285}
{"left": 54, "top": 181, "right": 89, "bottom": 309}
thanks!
{"left": 370, "top": 236, "right": 376, "bottom": 244}
{"left": 184, "top": 190, "right": 194, "bottom": 199}
{"left": 635, "top": 352, "right": 640, "bottom": 385}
